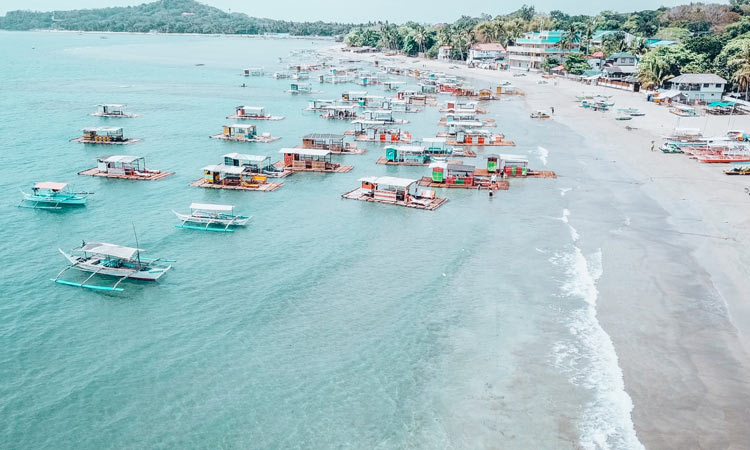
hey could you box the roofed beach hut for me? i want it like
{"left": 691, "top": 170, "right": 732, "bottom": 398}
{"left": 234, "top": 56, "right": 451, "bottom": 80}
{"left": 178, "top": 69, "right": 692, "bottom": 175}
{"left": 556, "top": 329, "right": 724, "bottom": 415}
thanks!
{"left": 277, "top": 148, "right": 353, "bottom": 173}
{"left": 342, "top": 176, "right": 446, "bottom": 210}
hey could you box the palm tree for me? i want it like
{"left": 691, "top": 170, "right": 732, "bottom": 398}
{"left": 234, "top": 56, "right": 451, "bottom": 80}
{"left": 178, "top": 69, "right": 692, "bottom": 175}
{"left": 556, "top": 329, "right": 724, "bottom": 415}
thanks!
{"left": 729, "top": 41, "right": 750, "bottom": 100}
{"left": 638, "top": 57, "right": 669, "bottom": 89}
{"left": 474, "top": 21, "right": 494, "bottom": 43}
{"left": 413, "top": 25, "right": 427, "bottom": 54}
{"left": 628, "top": 38, "right": 648, "bottom": 58}
{"left": 565, "top": 23, "right": 579, "bottom": 51}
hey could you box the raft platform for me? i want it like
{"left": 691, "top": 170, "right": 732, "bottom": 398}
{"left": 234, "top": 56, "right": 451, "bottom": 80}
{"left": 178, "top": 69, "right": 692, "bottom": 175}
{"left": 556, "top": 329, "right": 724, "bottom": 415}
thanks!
{"left": 418, "top": 177, "right": 509, "bottom": 190}
{"left": 446, "top": 140, "right": 516, "bottom": 147}
{"left": 190, "top": 178, "right": 283, "bottom": 191}
{"left": 474, "top": 169, "right": 557, "bottom": 178}
{"left": 78, "top": 168, "right": 173, "bottom": 180}
{"left": 209, "top": 135, "right": 281, "bottom": 143}
{"left": 72, "top": 138, "right": 141, "bottom": 145}
{"left": 272, "top": 162, "right": 353, "bottom": 173}
{"left": 225, "top": 115, "right": 284, "bottom": 120}
{"left": 342, "top": 188, "right": 447, "bottom": 210}
{"left": 355, "top": 136, "right": 412, "bottom": 144}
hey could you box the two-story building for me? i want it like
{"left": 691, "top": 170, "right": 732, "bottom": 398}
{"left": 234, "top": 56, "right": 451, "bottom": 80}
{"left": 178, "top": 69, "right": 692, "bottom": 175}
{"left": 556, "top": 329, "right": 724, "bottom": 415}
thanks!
{"left": 664, "top": 74, "right": 727, "bottom": 102}
{"left": 438, "top": 46, "right": 452, "bottom": 61}
{"left": 467, "top": 43, "right": 506, "bottom": 66}
{"left": 506, "top": 30, "right": 579, "bottom": 71}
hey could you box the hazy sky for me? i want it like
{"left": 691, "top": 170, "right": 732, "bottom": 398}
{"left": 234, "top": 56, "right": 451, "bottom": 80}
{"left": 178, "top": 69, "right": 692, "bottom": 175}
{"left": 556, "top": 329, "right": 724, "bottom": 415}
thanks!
{"left": 0, "top": 0, "right": 716, "bottom": 23}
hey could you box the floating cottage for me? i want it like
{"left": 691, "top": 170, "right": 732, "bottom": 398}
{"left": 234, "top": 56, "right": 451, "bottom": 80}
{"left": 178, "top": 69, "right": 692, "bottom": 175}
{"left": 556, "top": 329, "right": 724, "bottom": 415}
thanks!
{"left": 383, "top": 80, "right": 407, "bottom": 91}
{"left": 210, "top": 124, "right": 280, "bottom": 143}
{"left": 342, "top": 176, "right": 447, "bottom": 210}
{"left": 277, "top": 148, "right": 353, "bottom": 173}
{"left": 422, "top": 137, "right": 475, "bottom": 157}
{"left": 19, "top": 182, "right": 89, "bottom": 209}
{"left": 391, "top": 99, "right": 421, "bottom": 113}
{"left": 341, "top": 90, "right": 368, "bottom": 104}
{"left": 349, "top": 123, "right": 413, "bottom": 143}
{"left": 174, "top": 203, "right": 250, "bottom": 232}
{"left": 306, "top": 99, "right": 336, "bottom": 111}
{"left": 91, "top": 104, "right": 137, "bottom": 118}
{"left": 191, "top": 155, "right": 284, "bottom": 192}
{"left": 396, "top": 90, "right": 433, "bottom": 105}
{"left": 440, "top": 112, "right": 495, "bottom": 126}
{"left": 361, "top": 109, "right": 408, "bottom": 124}
{"left": 445, "top": 128, "right": 514, "bottom": 146}
{"left": 74, "top": 127, "right": 140, "bottom": 145}
{"left": 301, "top": 133, "right": 363, "bottom": 154}
{"left": 474, "top": 154, "right": 556, "bottom": 178}
{"left": 227, "top": 106, "right": 284, "bottom": 120}
{"left": 79, "top": 155, "right": 173, "bottom": 180}
{"left": 243, "top": 67, "right": 264, "bottom": 76}
{"left": 320, "top": 104, "right": 358, "bottom": 120}
{"left": 439, "top": 101, "right": 486, "bottom": 114}
{"left": 377, "top": 145, "right": 430, "bottom": 165}
{"left": 288, "top": 83, "right": 319, "bottom": 94}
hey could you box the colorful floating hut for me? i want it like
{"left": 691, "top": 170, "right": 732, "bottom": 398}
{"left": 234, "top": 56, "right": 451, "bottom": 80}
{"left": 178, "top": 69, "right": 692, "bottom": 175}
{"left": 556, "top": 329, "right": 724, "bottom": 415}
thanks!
{"left": 74, "top": 127, "right": 140, "bottom": 145}
{"left": 210, "top": 124, "right": 280, "bottom": 143}
{"left": 78, "top": 155, "right": 173, "bottom": 180}
{"left": 227, "top": 106, "right": 283, "bottom": 120}
{"left": 276, "top": 148, "right": 353, "bottom": 173}
{"left": 320, "top": 104, "right": 358, "bottom": 120}
{"left": 301, "top": 133, "right": 363, "bottom": 154}
{"left": 342, "top": 176, "right": 447, "bottom": 210}
{"left": 377, "top": 145, "right": 430, "bottom": 165}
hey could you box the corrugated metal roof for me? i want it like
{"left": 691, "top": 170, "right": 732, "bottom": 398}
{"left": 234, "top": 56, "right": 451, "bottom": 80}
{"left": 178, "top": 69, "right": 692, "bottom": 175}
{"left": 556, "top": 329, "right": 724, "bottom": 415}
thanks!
{"left": 667, "top": 74, "right": 727, "bottom": 84}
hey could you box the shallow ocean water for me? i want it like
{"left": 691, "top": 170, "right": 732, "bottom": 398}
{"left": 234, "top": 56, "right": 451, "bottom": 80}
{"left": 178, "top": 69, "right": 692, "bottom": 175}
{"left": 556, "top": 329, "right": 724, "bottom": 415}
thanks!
{"left": 0, "top": 31, "right": 643, "bottom": 449}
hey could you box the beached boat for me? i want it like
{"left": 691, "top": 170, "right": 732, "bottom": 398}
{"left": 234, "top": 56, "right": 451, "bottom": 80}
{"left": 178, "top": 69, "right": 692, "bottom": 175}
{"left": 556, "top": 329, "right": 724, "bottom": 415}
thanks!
{"left": 73, "top": 127, "right": 140, "bottom": 144}
{"left": 301, "top": 133, "right": 363, "bottom": 154}
{"left": 78, "top": 155, "right": 173, "bottom": 180}
{"left": 660, "top": 143, "right": 684, "bottom": 153}
{"left": 530, "top": 111, "right": 551, "bottom": 119}
{"left": 226, "top": 106, "right": 284, "bottom": 120}
{"left": 19, "top": 182, "right": 89, "bottom": 209}
{"left": 277, "top": 148, "right": 353, "bottom": 173}
{"left": 174, "top": 203, "right": 250, "bottom": 232}
{"left": 724, "top": 162, "right": 750, "bottom": 175}
{"left": 90, "top": 104, "right": 137, "bottom": 118}
{"left": 342, "top": 176, "right": 446, "bottom": 210}
{"left": 209, "top": 124, "right": 280, "bottom": 143}
{"left": 53, "top": 241, "right": 172, "bottom": 291}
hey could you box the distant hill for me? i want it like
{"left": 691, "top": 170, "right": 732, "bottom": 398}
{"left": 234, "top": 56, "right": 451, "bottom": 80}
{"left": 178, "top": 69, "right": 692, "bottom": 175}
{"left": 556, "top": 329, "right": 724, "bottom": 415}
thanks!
{"left": 0, "top": 0, "right": 357, "bottom": 36}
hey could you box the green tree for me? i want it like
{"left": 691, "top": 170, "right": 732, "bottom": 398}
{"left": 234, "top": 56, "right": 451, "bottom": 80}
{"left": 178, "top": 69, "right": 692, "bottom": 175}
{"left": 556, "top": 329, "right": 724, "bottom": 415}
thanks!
{"left": 563, "top": 53, "right": 590, "bottom": 74}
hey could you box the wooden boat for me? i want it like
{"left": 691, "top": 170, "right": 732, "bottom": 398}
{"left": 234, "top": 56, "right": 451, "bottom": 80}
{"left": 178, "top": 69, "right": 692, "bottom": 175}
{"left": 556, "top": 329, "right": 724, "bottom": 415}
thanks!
{"left": 724, "top": 162, "right": 750, "bottom": 175}
{"left": 174, "top": 203, "right": 250, "bottom": 232}
{"left": 342, "top": 176, "right": 446, "bottom": 210}
{"left": 73, "top": 127, "right": 140, "bottom": 144}
{"left": 660, "top": 143, "right": 684, "bottom": 154}
{"left": 210, "top": 124, "right": 280, "bottom": 143}
{"left": 277, "top": 148, "right": 353, "bottom": 173}
{"left": 90, "top": 104, "right": 137, "bottom": 118}
{"left": 226, "top": 106, "right": 284, "bottom": 120}
{"left": 53, "top": 241, "right": 172, "bottom": 291}
{"left": 615, "top": 116, "right": 633, "bottom": 121}
{"left": 78, "top": 155, "right": 173, "bottom": 180}
{"left": 19, "top": 182, "right": 89, "bottom": 209}
{"left": 301, "top": 133, "right": 363, "bottom": 154}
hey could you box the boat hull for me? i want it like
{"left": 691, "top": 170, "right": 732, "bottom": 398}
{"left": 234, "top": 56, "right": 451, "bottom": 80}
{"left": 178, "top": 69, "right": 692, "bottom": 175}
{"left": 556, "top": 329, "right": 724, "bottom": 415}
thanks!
{"left": 59, "top": 249, "right": 170, "bottom": 281}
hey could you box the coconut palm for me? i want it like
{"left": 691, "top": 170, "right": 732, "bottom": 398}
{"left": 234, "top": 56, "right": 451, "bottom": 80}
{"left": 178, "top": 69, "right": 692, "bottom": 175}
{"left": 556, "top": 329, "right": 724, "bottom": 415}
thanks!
{"left": 729, "top": 41, "right": 750, "bottom": 99}
{"left": 638, "top": 57, "right": 670, "bottom": 89}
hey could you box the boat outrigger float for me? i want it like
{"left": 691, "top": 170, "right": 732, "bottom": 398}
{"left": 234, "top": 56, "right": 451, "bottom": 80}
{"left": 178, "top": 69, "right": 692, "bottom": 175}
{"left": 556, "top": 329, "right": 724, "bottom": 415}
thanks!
{"left": 53, "top": 241, "right": 173, "bottom": 292}
{"left": 174, "top": 203, "right": 250, "bottom": 232}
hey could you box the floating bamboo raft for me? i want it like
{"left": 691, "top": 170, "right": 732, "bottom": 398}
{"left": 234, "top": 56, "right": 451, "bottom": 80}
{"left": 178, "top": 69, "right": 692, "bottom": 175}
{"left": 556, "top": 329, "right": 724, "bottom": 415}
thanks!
{"left": 209, "top": 135, "right": 281, "bottom": 143}
{"left": 190, "top": 178, "right": 283, "bottom": 191}
{"left": 418, "top": 177, "right": 510, "bottom": 190}
{"left": 473, "top": 169, "right": 557, "bottom": 178}
{"left": 436, "top": 150, "right": 476, "bottom": 157}
{"left": 341, "top": 188, "right": 447, "bottom": 210}
{"left": 354, "top": 136, "right": 413, "bottom": 144}
{"left": 376, "top": 158, "right": 429, "bottom": 166}
{"left": 329, "top": 148, "right": 366, "bottom": 155}
{"left": 72, "top": 138, "right": 141, "bottom": 145}
{"left": 272, "top": 162, "right": 353, "bottom": 173}
{"left": 225, "top": 115, "right": 284, "bottom": 120}
{"left": 445, "top": 140, "right": 516, "bottom": 147}
{"left": 78, "top": 168, "right": 173, "bottom": 180}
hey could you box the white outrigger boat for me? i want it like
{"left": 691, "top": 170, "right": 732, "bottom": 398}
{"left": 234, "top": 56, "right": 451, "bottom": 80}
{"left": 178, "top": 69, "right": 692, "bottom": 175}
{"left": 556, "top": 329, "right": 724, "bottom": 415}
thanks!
{"left": 173, "top": 203, "right": 250, "bottom": 232}
{"left": 53, "top": 242, "right": 173, "bottom": 292}
{"left": 19, "top": 182, "right": 90, "bottom": 209}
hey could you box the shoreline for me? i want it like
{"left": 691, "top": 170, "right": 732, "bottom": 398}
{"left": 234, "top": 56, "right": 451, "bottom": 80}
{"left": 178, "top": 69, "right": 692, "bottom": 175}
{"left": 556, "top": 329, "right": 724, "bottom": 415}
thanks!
{"left": 3, "top": 29, "right": 336, "bottom": 40}
{"left": 322, "top": 45, "right": 750, "bottom": 447}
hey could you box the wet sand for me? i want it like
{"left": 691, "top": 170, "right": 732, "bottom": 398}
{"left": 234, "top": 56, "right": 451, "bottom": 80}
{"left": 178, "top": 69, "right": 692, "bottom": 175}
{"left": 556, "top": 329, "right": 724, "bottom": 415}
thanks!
{"left": 325, "top": 46, "right": 750, "bottom": 448}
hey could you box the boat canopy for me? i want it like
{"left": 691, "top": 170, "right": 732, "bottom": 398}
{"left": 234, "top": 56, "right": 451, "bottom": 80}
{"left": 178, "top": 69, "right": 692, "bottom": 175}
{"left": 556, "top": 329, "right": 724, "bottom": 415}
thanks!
{"left": 83, "top": 126, "right": 122, "bottom": 133}
{"left": 97, "top": 104, "right": 125, "bottom": 108}
{"left": 202, "top": 164, "right": 246, "bottom": 175}
{"left": 303, "top": 133, "right": 345, "bottom": 140}
{"left": 34, "top": 181, "right": 68, "bottom": 190}
{"left": 79, "top": 242, "right": 143, "bottom": 260}
{"left": 99, "top": 155, "right": 142, "bottom": 163}
{"left": 422, "top": 137, "right": 447, "bottom": 144}
{"left": 190, "top": 203, "right": 234, "bottom": 212}
{"left": 223, "top": 152, "right": 269, "bottom": 163}
{"left": 238, "top": 106, "right": 264, "bottom": 112}
{"left": 226, "top": 124, "right": 255, "bottom": 130}
{"left": 279, "top": 148, "right": 331, "bottom": 157}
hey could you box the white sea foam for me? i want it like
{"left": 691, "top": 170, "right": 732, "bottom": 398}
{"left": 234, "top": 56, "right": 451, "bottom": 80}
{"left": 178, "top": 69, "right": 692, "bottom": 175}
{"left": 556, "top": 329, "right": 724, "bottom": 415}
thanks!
{"left": 560, "top": 209, "right": 579, "bottom": 241}
{"left": 559, "top": 187, "right": 572, "bottom": 197}
{"left": 551, "top": 247, "right": 645, "bottom": 450}
{"left": 537, "top": 146, "right": 549, "bottom": 166}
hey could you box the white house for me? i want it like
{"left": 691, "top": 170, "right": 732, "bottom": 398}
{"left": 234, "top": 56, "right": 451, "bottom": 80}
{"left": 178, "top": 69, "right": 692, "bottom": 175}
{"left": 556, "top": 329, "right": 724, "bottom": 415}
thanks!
{"left": 438, "top": 46, "right": 452, "bottom": 61}
{"left": 467, "top": 43, "right": 506, "bottom": 65}
{"left": 507, "top": 31, "right": 579, "bottom": 71}
{"left": 664, "top": 74, "right": 727, "bottom": 103}
{"left": 591, "top": 30, "right": 636, "bottom": 47}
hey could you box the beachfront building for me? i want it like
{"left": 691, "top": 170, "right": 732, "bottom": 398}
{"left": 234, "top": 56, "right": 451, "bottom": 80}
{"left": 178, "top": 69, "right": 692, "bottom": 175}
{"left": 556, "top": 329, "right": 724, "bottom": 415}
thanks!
{"left": 467, "top": 43, "right": 506, "bottom": 66}
{"left": 438, "top": 46, "right": 452, "bottom": 61}
{"left": 590, "top": 30, "right": 636, "bottom": 47}
{"left": 506, "top": 31, "right": 579, "bottom": 71}
{"left": 598, "top": 51, "right": 640, "bottom": 91}
{"left": 664, "top": 74, "right": 727, "bottom": 103}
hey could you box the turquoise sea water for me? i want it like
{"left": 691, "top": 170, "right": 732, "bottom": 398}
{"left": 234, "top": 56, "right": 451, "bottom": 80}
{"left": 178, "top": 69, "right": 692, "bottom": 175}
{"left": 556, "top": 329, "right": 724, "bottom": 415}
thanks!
{"left": 0, "top": 32, "right": 644, "bottom": 449}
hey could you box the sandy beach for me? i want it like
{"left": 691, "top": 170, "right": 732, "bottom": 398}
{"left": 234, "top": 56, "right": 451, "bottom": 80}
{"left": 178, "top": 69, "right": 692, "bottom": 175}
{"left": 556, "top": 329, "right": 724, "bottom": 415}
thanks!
{"left": 323, "top": 45, "right": 750, "bottom": 448}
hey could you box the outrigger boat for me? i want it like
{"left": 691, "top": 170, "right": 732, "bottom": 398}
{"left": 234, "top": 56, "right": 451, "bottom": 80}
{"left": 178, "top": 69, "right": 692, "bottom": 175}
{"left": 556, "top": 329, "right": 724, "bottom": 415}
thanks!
{"left": 174, "top": 203, "right": 250, "bottom": 232}
{"left": 227, "top": 106, "right": 284, "bottom": 120}
{"left": 53, "top": 241, "right": 173, "bottom": 292}
{"left": 243, "top": 67, "right": 264, "bottom": 76}
{"left": 724, "top": 161, "right": 750, "bottom": 175}
{"left": 19, "top": 182, "right": 90, "bottom": 209}
{"left": 90, "top": 104, "right": 137, "bottom": 118}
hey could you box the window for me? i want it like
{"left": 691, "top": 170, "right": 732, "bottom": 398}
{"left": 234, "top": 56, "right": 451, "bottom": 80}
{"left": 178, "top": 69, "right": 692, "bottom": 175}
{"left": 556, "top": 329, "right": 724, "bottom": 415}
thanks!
{"left": 716, "top": 83, "right": 723, "bottom": 88}
{"left": 703, "top": 83, "right": 709, "bottom": 88}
